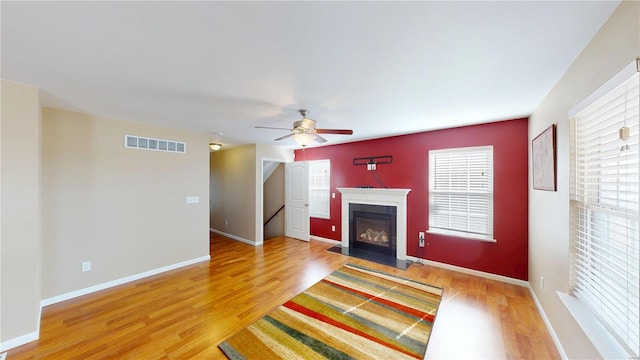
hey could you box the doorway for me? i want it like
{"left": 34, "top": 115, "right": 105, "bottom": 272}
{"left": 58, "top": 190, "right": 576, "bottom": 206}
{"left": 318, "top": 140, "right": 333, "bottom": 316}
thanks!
{"left": 261, "top": 159, "right": 310, "bottom": 242}
{"left": 263, "top": 160, "right": 285, "bottom": 241}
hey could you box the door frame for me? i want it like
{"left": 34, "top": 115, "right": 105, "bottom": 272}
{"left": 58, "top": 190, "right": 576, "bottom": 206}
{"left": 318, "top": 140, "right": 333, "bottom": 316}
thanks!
{"left": 258, "top": 157, "right": 287, "bottom": 245}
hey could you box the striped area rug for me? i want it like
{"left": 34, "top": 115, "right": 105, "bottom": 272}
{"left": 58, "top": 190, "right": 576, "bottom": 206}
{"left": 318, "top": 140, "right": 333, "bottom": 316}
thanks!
{"left": 219, "top": 263, "right": 443, "bottom": 360}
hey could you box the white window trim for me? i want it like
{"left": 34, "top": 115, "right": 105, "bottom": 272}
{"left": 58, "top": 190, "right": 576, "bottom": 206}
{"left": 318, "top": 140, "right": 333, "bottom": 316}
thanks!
{"left": 558, "top": 292, "right": 630, "bottom": 359}
{"left": 426, "top": 228, "right": 496, "bottom": 243}
{"left": 308, "top": 159, "right": 330, "bottom": 219}
{"left": 563, "top": 59, "right": 640, "bottom": 359}
{"left": 428, "top": 145, "right": 495, "bottom": 242}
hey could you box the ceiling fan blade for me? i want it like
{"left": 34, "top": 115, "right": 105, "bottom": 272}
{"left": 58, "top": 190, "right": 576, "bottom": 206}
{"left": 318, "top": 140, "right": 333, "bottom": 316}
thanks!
{"left": 316, "top": 129, "right": 353, "bottom": 135}
{"left": 255, "top": 126, "right": 292, "bottom": 131}
{"left": 314, "top": 135, "right": 328, "bottom": 143}
{"left": 274, "top": 133, "right": 294, "bottom": 141}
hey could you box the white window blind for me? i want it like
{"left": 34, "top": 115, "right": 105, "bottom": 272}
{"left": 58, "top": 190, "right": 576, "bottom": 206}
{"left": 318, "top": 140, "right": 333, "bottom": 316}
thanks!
{"left": 570, "top": 70, "right": 640, "bottom": 358}
{"left": 428, "top": 146, "right": 494, "bottom": 241}
{"left": 309, "top": 159, "right": 330, "bottom": 219}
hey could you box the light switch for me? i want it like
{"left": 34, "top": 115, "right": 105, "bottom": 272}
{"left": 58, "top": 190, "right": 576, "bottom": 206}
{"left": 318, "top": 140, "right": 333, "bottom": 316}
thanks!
{"left": 186, "top": 196, "right": 200, "bottom": 204}
{"left": 81, "top": 261, "right": 91, "bottom": 272}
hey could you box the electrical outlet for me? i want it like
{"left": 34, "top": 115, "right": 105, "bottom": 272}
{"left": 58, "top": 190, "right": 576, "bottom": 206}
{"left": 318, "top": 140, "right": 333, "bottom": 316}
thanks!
{"left": 81, "top": 261, "right": 91, "bottom": 272}
{"left": 540, "top": 276, "right": 545, "bottom": 289}
{"left": 331, "top": 225, "right": 335, "bottom": 232}
{"left": 419, "top": 239, "right": 425, "bottom": 247}
{"left": 419, "top": 231, "right": 425, "bottom": 247}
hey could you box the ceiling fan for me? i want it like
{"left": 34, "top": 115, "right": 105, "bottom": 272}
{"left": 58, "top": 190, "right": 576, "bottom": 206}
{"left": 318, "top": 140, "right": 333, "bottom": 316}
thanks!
{"left": 255, "top": 109, "right": 353, "bottom": 146}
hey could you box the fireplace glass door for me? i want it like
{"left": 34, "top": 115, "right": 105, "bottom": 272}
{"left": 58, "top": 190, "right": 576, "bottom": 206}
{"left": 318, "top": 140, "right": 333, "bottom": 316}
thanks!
{"left": 349, "top": 204, "right": 396, "bottom": 257}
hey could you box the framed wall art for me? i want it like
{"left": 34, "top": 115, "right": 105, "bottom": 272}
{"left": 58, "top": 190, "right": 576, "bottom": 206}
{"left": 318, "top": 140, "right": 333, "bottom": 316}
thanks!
{"left": 532, "top": 124, "right": 557, "bottom": 191}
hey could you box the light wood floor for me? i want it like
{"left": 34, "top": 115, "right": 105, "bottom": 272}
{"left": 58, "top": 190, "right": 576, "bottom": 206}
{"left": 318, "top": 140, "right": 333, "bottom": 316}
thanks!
{"left": 7, "top": 233, "right": 560, "bottom": 359}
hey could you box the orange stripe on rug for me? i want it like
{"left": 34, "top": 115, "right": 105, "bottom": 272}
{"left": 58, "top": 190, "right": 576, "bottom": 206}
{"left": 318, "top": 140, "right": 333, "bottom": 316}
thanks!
{"left": 218, "top": 263, "right": 443, "bottom": 360}
{"left": 284, "top": 295, "right": 423, "bottom": 359}
{"left": 322, "top": 278, "right": 436, "bottom": 323}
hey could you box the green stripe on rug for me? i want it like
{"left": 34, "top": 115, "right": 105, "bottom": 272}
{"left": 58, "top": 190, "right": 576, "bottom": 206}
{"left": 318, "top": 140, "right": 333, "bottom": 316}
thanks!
{"left": 320, "top": 298, "right": 428, "bottom": 353}
{"left": 218, "top": 264, "right": 443, "bottom": 360}
{"left": 264, "top": 316, "right": 356, "bottom": 360}
{"left": 330, "top": 266, "right": 443, "bottom": 306}
{"left": 285, "top": 292, "right": 418, "bottom": 355}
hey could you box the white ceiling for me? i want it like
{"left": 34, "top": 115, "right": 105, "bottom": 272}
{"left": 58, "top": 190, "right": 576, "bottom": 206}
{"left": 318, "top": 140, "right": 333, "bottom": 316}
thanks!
{"left": 1, "top": 1, "right": 620, "bottom": 149}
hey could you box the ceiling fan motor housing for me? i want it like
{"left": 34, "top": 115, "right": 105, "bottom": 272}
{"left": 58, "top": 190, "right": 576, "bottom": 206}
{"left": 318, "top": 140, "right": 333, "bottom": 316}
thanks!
{"left": 294, "top": 118, "right": 317, "bottom": 131}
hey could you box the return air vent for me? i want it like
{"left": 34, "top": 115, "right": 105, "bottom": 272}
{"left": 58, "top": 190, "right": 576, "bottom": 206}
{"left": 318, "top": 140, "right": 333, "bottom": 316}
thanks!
{"left": 124, "top": 135, "right": 186, "bottom": 154}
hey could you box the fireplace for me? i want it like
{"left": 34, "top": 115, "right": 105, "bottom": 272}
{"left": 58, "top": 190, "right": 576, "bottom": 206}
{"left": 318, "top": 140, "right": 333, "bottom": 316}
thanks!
{"left": 338, "top": 188, "right": 411, "bottom": 261}
{"left": 350, "top": 204, "right": 396, "bottom": 257}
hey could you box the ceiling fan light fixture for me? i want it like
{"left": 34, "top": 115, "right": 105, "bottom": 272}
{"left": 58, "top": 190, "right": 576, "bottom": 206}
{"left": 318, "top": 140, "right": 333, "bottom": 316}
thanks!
{"left": 292, "top": 133, "right": 316, "bottom": 147}
{"left": 209, "top": 143, "right": 222, "bottom": 151}
{"left": 254, "top": 108, "right": 353, "bottom": 145}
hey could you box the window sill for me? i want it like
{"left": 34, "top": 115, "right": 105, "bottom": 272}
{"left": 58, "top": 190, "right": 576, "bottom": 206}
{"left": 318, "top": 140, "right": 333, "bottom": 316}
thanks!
{"left": 557, "top": 291, "right": 631, "bottom": 359}
{"left": 426, "top": 229, "right": 496, "bottom": 243}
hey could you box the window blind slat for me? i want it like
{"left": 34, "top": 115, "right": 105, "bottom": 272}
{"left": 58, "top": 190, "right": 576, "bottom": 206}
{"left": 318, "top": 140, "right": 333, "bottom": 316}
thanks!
{"left": 308, "top": 160, "right": 330, "bottom": 218}
{"left": 429, "top": 146, "right": 493, "bottom": 239}
{"left": 570, "top": 71, "right": 640, "bottom": 357}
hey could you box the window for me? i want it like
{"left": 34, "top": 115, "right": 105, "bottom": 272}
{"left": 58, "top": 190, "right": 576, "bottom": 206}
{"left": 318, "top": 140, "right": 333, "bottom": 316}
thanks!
{"left": 428, "top": 146, "right": 494, "bottom": 241}
{"left": 308, "top": 159, "right": 330, "bottom": 219}
{"left": 570, "top": 67, "right": 639, "bottom": 358}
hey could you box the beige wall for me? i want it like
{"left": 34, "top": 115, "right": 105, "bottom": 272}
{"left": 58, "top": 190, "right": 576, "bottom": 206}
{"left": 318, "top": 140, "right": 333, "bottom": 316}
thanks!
{"left": 528, "top": 1, "right": 639, "bottom": 358}
{"left": 0, "top": 80, "right": 42, "bottom": 344}
{"left": 41, "top": 108, "right": 210, "bottom": 298}
{"left": 254, "top": 144, "right": 293, "bottom": 244}
{"left": 264, "top": 163, "right": 285, "bottom": 240}
{"left": 210, "top": 144, "right": 292, "bottom": 244}
{"left": 210, "top": 145, "right": 257, "bottom": 242}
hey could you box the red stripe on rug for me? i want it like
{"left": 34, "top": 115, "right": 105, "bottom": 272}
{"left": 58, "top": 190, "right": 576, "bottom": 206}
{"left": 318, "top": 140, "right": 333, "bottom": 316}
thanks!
{"left": 283, "top": 300, "right": 422, "bottom": 359}
{"left": 323, "top": 279, "right": 436, "bottom": 323}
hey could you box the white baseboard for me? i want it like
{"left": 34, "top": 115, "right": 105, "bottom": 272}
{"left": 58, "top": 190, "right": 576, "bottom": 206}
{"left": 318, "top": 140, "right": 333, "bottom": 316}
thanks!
{"left": 41, "top": 255, "right": 210, "bottom": 307}
{"left": 310, "top": 235, "right": 340, "bottom": 245}
{"left": 210, "top": 228, "right": 258, "bottom": 246}
{"left": 405, "top": 256, "right": 565, "bottom": 359}
{"left": 526, "top": 287, "right": 568, "bottom": 360}
{"left": 2, "top": 256, "right": 210, "bottom": 353}
{"left": 407, "top": 256, "right": 529, "bottom": 287}
{"left": 0, "top": 330, "right": 38, "bottom": 353}
{"left": 210, "top": 229, "right": 340, "bottom": 247}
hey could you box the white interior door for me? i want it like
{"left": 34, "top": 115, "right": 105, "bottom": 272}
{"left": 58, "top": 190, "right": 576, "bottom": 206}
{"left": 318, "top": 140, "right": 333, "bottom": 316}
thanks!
{"left": 285, "top": 161, "right": 309, "bottom": 241}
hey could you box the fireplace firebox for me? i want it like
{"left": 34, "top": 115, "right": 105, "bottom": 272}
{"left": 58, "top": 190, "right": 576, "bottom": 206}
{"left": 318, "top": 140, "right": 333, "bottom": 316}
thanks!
{"left": 349, "top": 203, "right": 397, "bottom": 257}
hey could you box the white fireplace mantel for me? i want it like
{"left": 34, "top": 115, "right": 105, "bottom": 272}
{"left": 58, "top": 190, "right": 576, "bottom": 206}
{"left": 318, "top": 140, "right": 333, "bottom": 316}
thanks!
{"left": 337, "top": 188, "right": 411, "bottom": 260}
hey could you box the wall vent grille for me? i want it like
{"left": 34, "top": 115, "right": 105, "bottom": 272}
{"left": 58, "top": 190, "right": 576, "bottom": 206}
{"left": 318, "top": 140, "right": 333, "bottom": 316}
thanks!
{"left": 124, "top": 135, "right": 186, "bottom": 153}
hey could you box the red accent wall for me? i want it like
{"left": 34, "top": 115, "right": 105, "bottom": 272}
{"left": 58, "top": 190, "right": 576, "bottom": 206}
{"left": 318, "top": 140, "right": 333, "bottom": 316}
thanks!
{"left": 295, "top": 118, "right": 529, "bottom": 280}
